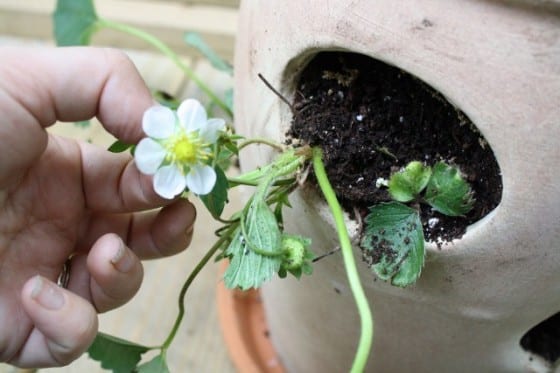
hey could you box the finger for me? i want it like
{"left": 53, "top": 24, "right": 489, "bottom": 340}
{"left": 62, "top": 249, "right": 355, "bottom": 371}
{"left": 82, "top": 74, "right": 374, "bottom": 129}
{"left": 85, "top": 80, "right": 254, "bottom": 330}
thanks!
{"left": 128, "top": 198, "right": 197, "bottom": 259}
{"left": 79, "top": 140, "right": 168, "bottom": 212}
{"left": 16, "top": 276, "right": 98, "bottom": 367}
{"left": 0, "top": 46, "right": 153, "bottom": 143}
{"left": 87, "top": 234, "right": 143, "bottom": 313}
{"left": 79, "top": 199, "right": 196, "bottom": 260}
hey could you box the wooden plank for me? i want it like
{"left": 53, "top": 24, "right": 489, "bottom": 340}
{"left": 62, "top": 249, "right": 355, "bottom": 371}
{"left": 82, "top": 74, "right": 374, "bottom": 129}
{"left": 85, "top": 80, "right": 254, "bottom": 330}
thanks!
{"left": 135, "top": 0, "right": 240, "bottom": 8}
{"left": 0, "top": 0, "right": 237, "bottom": 59}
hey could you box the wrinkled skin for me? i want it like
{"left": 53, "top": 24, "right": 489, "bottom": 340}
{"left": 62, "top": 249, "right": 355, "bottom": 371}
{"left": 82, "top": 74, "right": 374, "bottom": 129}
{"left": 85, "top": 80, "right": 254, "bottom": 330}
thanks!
{"left": 0, "top": 47, "right": 197, "bottom": 367}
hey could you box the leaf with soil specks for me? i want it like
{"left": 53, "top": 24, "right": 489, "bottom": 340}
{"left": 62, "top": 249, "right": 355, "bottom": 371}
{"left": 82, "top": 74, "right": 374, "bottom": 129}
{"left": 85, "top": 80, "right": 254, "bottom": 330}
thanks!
{"left": 424, "top": 162, "right": 474, "bottom": 216}
{"left": 360, "top": 202, "right": 424, "bottom": 287}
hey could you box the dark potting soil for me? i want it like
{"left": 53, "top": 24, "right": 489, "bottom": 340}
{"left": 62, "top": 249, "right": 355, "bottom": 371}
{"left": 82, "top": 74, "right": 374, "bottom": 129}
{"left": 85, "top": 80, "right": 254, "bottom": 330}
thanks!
{"left": 288, "top": 52, "right": 503, "bottom": 244}
{"left": 520, "top": 311, "right": 560, "bottom": 364}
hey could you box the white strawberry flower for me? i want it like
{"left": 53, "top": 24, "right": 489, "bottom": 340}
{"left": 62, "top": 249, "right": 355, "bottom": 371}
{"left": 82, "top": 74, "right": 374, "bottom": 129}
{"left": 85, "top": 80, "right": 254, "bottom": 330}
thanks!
{"left": 134, "top": 99, "right": 225, "bottom": 199}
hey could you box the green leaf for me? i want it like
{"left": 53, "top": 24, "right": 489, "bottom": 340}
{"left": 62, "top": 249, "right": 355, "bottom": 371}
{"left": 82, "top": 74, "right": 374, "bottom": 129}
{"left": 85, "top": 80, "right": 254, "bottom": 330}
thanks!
{"left": 223, "top": 151, "right": 305, "bottom": 289}
{"left": 87, "top": 332, "right": 150, "bottom": 373}
{"left": 200, "top": 166, "right": 229, "bottom": 217}
{"left": 388, "top": 161, "right": 432, "bottom": 202}
{"left": 108, "top": 140, "right": 133, "bottom": 153}
{"left": 53, "top": 0, "right": 99, "bottom": 46}
{"left": 136, "top": 354, "right": 170, "bottom": 373}
{"left": 224, "top": 178, "right": 284, "bottom": 290}
{"left": 360, "top": 202, "right": 425, "bottom": 287}
{"left": 242, "top": 196, "right": 282, "bottom": 256}
{"left": 223, "top": 226, "right": 282, "bottom": 290}
{"left": 184, "top": 32, "right": 233, "bottom": 75}
{"left": 424, "top": 162, "right": 475, "bottom": 216}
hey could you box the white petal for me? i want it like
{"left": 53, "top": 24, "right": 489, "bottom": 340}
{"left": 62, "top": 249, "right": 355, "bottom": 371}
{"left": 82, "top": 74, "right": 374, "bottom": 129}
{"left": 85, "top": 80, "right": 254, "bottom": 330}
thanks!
{"left": 199, "top": 118, "right": 226, "bottom": 143}
{"left": 134, "top": 138, "right": 166, "bottom": 174}
{"left": 186, "top": 164, "right": 216, "bottom": 195}
{"left": 142, "top": 106, "right": 176, "bottom": 139}
{"left": 177, "top": 99, "right": 207, "bottom": 132}
{"left": 153, "top": 165, "right": 187, "bottom": 199}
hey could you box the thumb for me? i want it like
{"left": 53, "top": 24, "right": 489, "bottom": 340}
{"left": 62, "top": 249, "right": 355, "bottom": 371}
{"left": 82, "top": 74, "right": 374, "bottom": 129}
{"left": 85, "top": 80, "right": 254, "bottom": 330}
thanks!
{"left": 15, "top": 276, "right": 98, "bottom": 367}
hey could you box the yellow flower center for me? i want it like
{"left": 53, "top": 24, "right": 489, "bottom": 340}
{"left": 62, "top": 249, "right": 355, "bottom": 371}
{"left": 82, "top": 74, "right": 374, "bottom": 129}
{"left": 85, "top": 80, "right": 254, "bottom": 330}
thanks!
{"left": 165, "top": 131, "right": 210, "bottom": 166}
{"left": 172, "top": 134, "right": 198, "bottom": 163}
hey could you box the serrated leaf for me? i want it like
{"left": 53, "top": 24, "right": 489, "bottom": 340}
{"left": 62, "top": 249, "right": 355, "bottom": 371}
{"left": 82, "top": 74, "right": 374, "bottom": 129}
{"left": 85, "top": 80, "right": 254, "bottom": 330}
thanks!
{"left": 223, "top": 177, "right": 284, "bottom": 290}
{"left": 388, "top": 161, "right": 432, "bottom": 202}
{"left": 136, "top": 354, "right": 169, "bottom": 373}
{"left": 424, "top": 162, "right": 474, "bottom": 216}
{"left": 243, "top": 196, "right": 282, "bottom": 256}
{"left": 88, "top": 332, "right": 150, "bottom": 373}
{"left": 360, "top": 202, "right": 425, "bottom": 287}
{"left": 108, "top": 140, "right": 133, "bottom": 153}
{"left": 53, "top": 0, "right": 99, "bottom": 46}
{"left": 200, "top": 166, "right": 229, "bottom": 217}
{"left": 184, "top": 32, "right": 233, "bottom": 75}
{"left": 223, "top": 227, "right": 282, "bottom": 290}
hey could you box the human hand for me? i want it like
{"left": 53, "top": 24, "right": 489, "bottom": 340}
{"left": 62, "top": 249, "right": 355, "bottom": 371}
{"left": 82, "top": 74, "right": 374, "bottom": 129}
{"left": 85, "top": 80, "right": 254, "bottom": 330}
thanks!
{"left": 0, "top": 46, "right": 196, "bottom": 367}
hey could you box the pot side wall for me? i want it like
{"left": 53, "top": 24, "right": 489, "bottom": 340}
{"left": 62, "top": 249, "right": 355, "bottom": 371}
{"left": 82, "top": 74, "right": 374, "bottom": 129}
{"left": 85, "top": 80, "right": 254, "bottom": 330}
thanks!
{"left": 234, "top": 0, "right": 560, "bottom": 371}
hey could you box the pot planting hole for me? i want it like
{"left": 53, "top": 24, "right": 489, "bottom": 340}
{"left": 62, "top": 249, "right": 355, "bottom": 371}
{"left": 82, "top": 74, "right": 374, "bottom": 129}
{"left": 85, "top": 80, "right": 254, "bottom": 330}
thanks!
{"left": 520, "top": 311, "right": 560, "bottom": 364}
{"left": 288, "top": 51, "right": 502, "bottom": 244}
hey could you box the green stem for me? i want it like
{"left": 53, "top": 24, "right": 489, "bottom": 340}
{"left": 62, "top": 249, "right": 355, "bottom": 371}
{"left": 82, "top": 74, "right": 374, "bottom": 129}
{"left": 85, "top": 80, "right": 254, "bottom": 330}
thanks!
{"left": 227, "top": 177, "right": 295, "bottom": 188}
{"left": 96, "top": 18, "right": 233, "bottom": 119}
{"left": 312, "top": 147, "right": 373, "bottom": 372}
{"left": 237, "top": 138, "right": 285, "bottom": 152}
{"left": 161, "top": 223, "right": 237, "bottom": 349}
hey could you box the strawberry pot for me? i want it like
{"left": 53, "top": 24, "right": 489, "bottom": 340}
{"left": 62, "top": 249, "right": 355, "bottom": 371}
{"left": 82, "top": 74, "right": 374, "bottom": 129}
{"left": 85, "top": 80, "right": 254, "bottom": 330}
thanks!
{"left": 227, "top": 0, "right": 560, "bottom": 371}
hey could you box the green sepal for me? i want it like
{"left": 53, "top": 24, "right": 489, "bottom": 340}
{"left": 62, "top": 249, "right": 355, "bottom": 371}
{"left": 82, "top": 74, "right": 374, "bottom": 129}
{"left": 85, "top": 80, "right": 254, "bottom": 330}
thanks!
{"left": 108, "top": 140, "right": 134, "bottom": 154}
{"left": 87, "top": 332, "right": 151, "bottom": 373}
{"left": 53, "top": 0, "right": 99, "bottom": 46}
{"left": 360, "top": 202, "right": 425, "bottom": 287}
{"left": 279, "top": 234, "right": 313, "bottom": 279}
{"left": 200, "top": 166, "right": 229, "bottom": 217}
{"left": 388, "top": 161, "right": 432, "bottom": 202}
{"left": 424, "top": 162, "right": 475, "bottom": 216}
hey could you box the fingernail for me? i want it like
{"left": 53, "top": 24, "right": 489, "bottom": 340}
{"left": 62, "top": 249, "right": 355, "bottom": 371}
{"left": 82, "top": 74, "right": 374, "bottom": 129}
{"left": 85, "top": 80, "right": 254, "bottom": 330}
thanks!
{"left": 31, "top": 276, "right": 65, "bottom": 310}
{"left": 110, "top": 240, "right": 134, "bottom": 273}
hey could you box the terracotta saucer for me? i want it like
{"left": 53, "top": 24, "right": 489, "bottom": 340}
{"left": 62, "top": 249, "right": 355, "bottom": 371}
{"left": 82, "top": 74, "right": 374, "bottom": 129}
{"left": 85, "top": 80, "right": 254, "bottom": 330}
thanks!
{"left": 216, "top": 263, "right": 285, "bottom": 373}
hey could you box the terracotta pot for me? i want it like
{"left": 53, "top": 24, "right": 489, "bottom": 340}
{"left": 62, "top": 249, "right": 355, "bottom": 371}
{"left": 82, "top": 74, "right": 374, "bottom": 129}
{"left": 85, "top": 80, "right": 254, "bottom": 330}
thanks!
{"left": 232, "top": 1, "right": 560, "bottom": 372}
{"left": 216, "top": 263, "right": 284, "bottom": 372}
